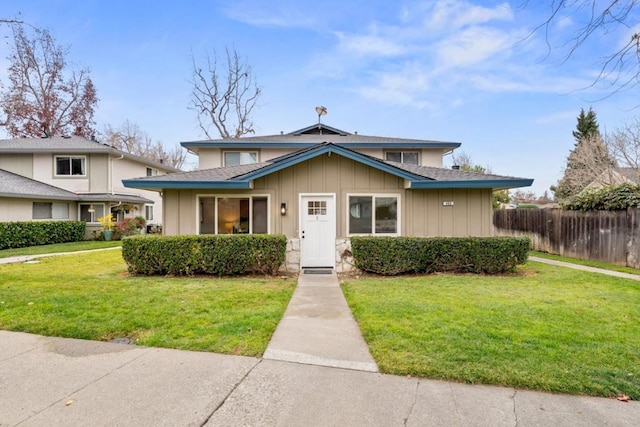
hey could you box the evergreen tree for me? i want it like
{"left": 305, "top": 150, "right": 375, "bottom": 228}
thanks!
{"left": 554, "top": 108, "right": 616, "bottom": 201}
{"left": 572, "top": 107, "right": 600, "bottom": 144}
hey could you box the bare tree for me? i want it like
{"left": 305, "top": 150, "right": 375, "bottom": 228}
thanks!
{"left": 529, "top": 1, "right": 640, "bottom": 93}
{"left": 607, "top": 118, "right": 640, "bottom": 182}
{"left": 102, "top": 120, "right": 186, "bottom": 169}
{"left": 556, "top": 133, "right": 618, "bottom": 197}
{"left": 0, "top": 23, "right": 98, "bottom": 138}
{"left": 189, "top": 48, "right": 261, "bottom": 139}
{"left": 450, "top": 150, "right": 490, "bottom": 173}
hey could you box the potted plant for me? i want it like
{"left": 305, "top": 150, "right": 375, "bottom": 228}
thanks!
{"left": 97, "top": 214, "right": 116, "bottom": 241}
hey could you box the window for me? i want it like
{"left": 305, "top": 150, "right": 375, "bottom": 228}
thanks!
{"left": 32, "top": 202, "right": 69, "bottom": 220}
{"left": 55, "top": 156, "right": 86, "bottom": 176}
{"left": 145, "top": 205, "right": 154, "bottom": 221}
{"left": 146, "top": 167, "right": 158, "bottom": 177}
{"left": 348, "top": 195, "right": 399, "bottom": 235}
{"left": 199, "top": 196, "right": 268, "bottom": 234}
{"left": 79, "top": 204, "right": 104, "bottom": 223}
{"left": 224, "top": 151, "right": 258, "bottom": 166}
{"left": 385, "top": 151, "right": 419, "bottom": 165}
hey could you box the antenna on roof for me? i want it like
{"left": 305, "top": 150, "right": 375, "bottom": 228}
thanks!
{"left": 315, "top": 106, "right": 327, "bottom": 135}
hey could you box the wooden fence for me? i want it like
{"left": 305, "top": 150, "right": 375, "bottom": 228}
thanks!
{"left": 493, "top": 208, "right": 640, "bottom": 269}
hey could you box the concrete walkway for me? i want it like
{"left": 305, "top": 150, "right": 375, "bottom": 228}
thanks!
{"left": 529, "top": 256, "right": 640, "bottom": 281}
{"left": 264, "top": 270, "right": 378, "bottom": 372}
{"left": 0, "top": 246, "right": 122, "bottom": 265}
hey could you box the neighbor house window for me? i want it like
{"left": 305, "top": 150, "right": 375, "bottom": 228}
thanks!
{"left": 223, "top": 151, "right": 258, "bottom": 166}
{"left": 79, "top": 203, "right": 104, "bottom": 223}
{"left": 32, "top": 202, "right": 69, "bottom": 220}
{"left": 55, "top": 156, "right": 86, "bottom": 176}
{"left": 199, "top": 196, "right": 268, "bottom": 234}
{"left": 385, "top": 151, "right": 419, "bottom": 165}
{"left": 348, "top": 195, "right": 399, "bottom": 235}
{"left": 145, "top": 205, "right": 154, "bottom": 221}
{"left": 146, "top": 167, "right": 158, "bottom": 177}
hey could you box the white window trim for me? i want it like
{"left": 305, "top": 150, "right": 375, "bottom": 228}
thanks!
{"left": 222, "top": 151, "right": 259, "bottom": 167}
{"left": 346, "top": 193, "right": 401, "bottom": 236}
{"left": 384, "top": 150, "right": 420, "bottom": 165}
{"left": 79, "top": 203, "right": 105, "bottom": 224}
{"left": 196, "top": 194, "right": 271, "bottom": 235}
{"left": 54, "top": 155, "right": 87, "bottom": 177}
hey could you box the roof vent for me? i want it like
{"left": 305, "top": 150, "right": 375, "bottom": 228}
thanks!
{"left": 354, "top": 131, "right": 358, "bottom": 135}
{"left": 280, "top": 131, "right": 283, "bottom": 135}
{"left": 61, "top": 135, "right": 71, "bottom": 139}
{"left": 452, "top": 165, "right": 460, "bottom": 170}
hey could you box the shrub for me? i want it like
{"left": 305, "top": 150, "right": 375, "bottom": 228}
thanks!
{"left": 351, "top": 236, "right": 530, "bottom": 275}
{"left": 563, "top": 183, "right": 640, "bottom": 211}
{"left": 0, "top": 221, "right": 86, "bottom": 250}
{"left": 121, "top": 234, "right": 287, "bottom": 276}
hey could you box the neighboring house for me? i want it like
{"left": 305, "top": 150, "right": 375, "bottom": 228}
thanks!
{"left": 585, "top": 167, "right": 640, "bottom": 190}
{"left": 0, "top": 136, "right": 180, "bottom": 238}
{"left": 123, "top": 123, "right": 533, "bottom": 271}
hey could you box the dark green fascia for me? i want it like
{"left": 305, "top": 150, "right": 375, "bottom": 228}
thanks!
{"left": 409, "top": 179, "right": 534, "bottom": 189}
{"left": 122, "top": 179, "right": 252, "bottom": 190}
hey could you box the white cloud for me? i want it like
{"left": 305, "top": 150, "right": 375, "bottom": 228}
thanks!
{"left": 334, "top": 32, "right": 406, "bottom": 57}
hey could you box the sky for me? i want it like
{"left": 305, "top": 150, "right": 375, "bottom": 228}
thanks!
{"left": 1, "top": 0, "right": 639, "bottom": 196}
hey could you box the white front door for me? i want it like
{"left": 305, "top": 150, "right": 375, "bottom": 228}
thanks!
{"left": 300, "top": 194, "right": 336, "bottom": 268}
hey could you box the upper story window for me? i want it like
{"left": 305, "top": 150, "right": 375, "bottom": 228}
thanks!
{"left": 55, "top": 156, "right": 86, "bottom": 176}
{"left": 385, "top": 151, "right": 419, "bottom": 165}
{"left": 146, "top": 167, "right": 158, "bottom": 176}
{"left": 224, "top": 151, "right": 258, "bottom": 167}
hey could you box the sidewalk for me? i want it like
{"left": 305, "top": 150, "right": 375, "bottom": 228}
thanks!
{"left": 0, "top": 246, "right": 122, "bottom": 265}
{"left": 1, "top": 331, "right": 638, "bottom": 426}
{"left": 529, "top": 256, "right": 640, "bottom": 281}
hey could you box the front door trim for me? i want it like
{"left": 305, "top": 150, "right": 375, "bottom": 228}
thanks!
{"left": 299, "top": 193, "right": 336, "bottom": 268}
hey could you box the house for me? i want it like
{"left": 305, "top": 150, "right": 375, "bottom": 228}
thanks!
{"left": 0, "top": 136, "right": 180, "bottom": 238}
{"left": 584, "top": 167, "right": 640, "bottom": 190}
{"left": 123, "top": 123, "right": 533, "bottom": 271}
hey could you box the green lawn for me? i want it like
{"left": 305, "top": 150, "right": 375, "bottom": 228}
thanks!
{"left": 530, "top": 250, "right": 640, "bottom": 275}
{"left": 342, "top": 262, "right": 640, "bottom": 399}
{"left": 0, "top": 250, "right": 295, "bottom": 356}
{"left": 0, "top": 241, "right": 122, "bottom": 258}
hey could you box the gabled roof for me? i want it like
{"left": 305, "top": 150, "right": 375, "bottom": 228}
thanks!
{"left": 0, "top": 136, "right": 181, "bottom": 173}
{"left": 181, "top": 123, "right": 461, "bottom": 152}
{"left": 0, "top": 169, "right": 154, "bottom": 204}
{"left": 0, "top": 169, "right": 79, "bottom": 201}
{"left": 617, "top": 167, "right": 640, "bottom": 184}
{"left": 123, "top": 142, "right": 533, "bottom": 191}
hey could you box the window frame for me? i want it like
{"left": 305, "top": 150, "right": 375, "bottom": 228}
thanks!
{"left": 384, "top": 151, "right": 420, "bottom": 165}
{"left": 32, "top": 202, "right": 70, "bottom": 220}
{"left": 146, "top": 167, "right": 158, "bottom": 177}
{"left": 79, "top": 203, "right": 105, "bottom": 223}
{"left": 145, "top": 205, "right": 154, "bottom": 221}
{"left": 346, "top": 193, "right": 401, "bottom": 236}
{"left": 223, "top": 151, "right": 259, "bottom": 167}
{"left": 197, "top": 194, "right": 270, "bottom": 235}
{"left": 54, "top": 155, "right": 87, "bottom": 177}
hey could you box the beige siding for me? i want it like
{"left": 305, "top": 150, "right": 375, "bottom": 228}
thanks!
{"left": 0, "top": 154, "right": 33, "bottom": 177}
{"left": 198, "top": 149, "right": 222, "bottom": 169}
{"left": 89, "top": 154, "right": 109, "bottom": 193}
{"left": 0, "top": 198, "right": 78, "bottom": 222}
{"left": 165, "top": 154, "right": 493, "bottom": 238}
{"left": 0, "top": 198, "right": 32, "bottom": 221}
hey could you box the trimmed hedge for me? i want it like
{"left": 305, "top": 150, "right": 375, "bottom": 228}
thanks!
{"left": 122, "top": 234, "right": 287, "bottom": 276}
{"left": 351, "top": 236, "right": 530, "bottom": 275}
{"left": 0, "top": 221, "right": 86, "bottom": 250}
